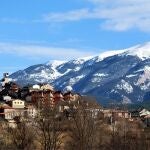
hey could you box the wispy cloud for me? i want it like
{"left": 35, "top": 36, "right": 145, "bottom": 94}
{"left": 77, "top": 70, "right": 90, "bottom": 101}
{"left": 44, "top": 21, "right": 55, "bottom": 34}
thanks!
{"left": 1, "top": 0, "right": 150, "bottom": 32}
{"left": 41, "top": 0, "right": 150, "bottom": 32}
{"left": 0, "top": 18, "right": 26, "bottom": 24}
{"left": 42, "top": 9, "right": 90, "bottom": 22}
{"left": 0, "top": 42, "right": 95, "bottom": 60}
{"left": 93, "top": 0, "right": 150, "bottom": 32}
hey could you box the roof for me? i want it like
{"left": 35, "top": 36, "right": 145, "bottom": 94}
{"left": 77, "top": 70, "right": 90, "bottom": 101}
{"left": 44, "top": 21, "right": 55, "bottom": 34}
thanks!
{"left": 63, "top": 91, "right": 73, "bottom": 96}
{"left": 0, "top": 104, "right": 13, "bottom": 109}
{"left": 12, "top": 99, "right": 25, "bottom": 102}
{"left": 139, "top": 109, "right": 150, "bottom": 117}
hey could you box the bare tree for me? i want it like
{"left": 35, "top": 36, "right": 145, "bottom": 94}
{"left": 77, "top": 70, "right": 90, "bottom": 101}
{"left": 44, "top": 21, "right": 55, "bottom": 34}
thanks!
{"left": 0, "top": 121, "right": 7, "bottom": 150}
{"left": 35, "top": 104, "right": 64, "bottom": 150}
{"left": 8, "top": 121, "right": 36, "bottom": 150}
{"left": 66, "top": 100, "right": 98, "bottom": 150}
{"left": 108, "top": 118, "right": 150, "bottom": 150}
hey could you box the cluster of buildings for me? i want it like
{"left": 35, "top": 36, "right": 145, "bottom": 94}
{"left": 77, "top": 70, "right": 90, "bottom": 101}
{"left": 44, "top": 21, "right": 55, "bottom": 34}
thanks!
{"left": 100, "top": 108, "right": 150, "bottom": 127}
{"left": 0, "top": 73, "right": 81, "bottom": 123}
{"left": 0, "top": 73, "right": 149, "bottom": 127}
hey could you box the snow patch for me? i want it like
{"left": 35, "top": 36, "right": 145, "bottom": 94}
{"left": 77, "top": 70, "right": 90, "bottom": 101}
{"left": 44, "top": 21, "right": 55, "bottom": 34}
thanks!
{"left": 97, "top": 50, "right": 126, "bottom": 61}
{"left": 123, "top": 42, "right": 150, "bottom": 60}
{"left": 135, "top": 66, "right": 150, "bottom": 90}
{"left": 122, "top": 96, "right": 132, "bottom": 104}
{"left": 68, "top": 75, "right": 85, "bottom": 86}
{"left": 126, "top": 74, "right": 137, "bottom": 78}
{"left": 91, "top": 73, "right": 108, "bottom": 83}
{"left": 46, "top": 60, "right": 66, "bottom": 67}
{"left": 93, "top": 73, "right": 108, "bottom": 77}
{"left": 116, "top": 80, "right": 133, "bottom": 94}
{"left": 74, "top": 67, "right": 81, "bottom": 71}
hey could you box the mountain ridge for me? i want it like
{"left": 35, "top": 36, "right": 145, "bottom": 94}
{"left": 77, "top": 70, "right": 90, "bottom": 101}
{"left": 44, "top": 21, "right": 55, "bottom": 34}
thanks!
{"left": 10, "top": 42, "right": 150, "bottom": 104}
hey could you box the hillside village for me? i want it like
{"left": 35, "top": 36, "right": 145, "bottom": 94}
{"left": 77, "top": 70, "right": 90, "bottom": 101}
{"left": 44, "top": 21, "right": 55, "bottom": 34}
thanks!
{"left": 0, "top": 73, "right": 82, "bottom": 122}
{"left": 0, "top": 73, "right": 150, "bottom": 127}
{"left": 0, "top": 73, "right": 150, "bottom": 149}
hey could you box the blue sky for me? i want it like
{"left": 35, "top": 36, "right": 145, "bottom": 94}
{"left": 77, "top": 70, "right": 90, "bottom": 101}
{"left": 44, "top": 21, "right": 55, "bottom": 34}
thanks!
{"left": 1, "top": 0, "right": 150, "bottom": 75}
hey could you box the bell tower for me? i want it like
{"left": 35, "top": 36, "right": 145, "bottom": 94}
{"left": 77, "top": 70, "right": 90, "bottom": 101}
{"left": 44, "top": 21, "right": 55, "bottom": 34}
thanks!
{"left": 1, "top": 73, "right": 10, "bottom": 88}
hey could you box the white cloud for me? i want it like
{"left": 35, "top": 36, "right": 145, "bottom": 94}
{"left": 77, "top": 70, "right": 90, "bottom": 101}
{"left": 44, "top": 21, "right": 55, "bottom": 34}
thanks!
{"left": 94, "top": 0, "right": 150, "bottom": 31}
{"left": 42, "top": 0, "right": 150, "bottom": 32}
{"left": 88, "top": 0, "right": 149, "bottom": 6}
{"left": 2, "top": 0, "right": 150, "bottom": 32}
{"left": 42, "top": 9, "right": 91, "bottom": 22}
{"left": 0, "top": 42, "right": 95, "bottom": 60}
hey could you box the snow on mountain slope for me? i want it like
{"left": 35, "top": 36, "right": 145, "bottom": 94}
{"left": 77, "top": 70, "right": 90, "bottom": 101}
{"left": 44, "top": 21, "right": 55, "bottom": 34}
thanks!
{"left": 10, "top": 42, "right": 150, "bottom": 104}
{"left": 135, "top": 66, "right": 150, "bottom": 90}
{"left": 46, "top": 60, "right": 66, "bottom": 67}
{"left": 116, "top": 80, "right": 133, "bottom": 94}
{"left": 97, "top": 50, "right": 126, "bottom": 61}
{"left": 122, "top": 42, "right": 150, "bottom": 60}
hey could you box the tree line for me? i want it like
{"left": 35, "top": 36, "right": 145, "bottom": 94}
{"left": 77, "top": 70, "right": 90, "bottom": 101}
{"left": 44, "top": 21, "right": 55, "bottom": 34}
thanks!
{"left": 0, "top": 98, "right": 150, "bottom": 150}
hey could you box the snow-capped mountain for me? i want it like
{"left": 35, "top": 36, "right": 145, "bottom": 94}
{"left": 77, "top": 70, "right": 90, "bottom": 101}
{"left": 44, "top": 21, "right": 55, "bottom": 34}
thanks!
{"left": 10, "top": 42, "right": 150, "bottom": 104}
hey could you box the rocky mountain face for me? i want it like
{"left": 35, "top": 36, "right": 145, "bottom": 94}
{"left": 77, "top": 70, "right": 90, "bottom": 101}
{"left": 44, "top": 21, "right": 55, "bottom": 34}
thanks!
{"left": 10, "top": 42, "right": 150, "bottom": 104}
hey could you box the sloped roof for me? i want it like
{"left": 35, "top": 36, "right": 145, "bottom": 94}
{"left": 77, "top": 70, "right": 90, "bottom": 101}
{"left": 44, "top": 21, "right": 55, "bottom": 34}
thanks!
{"left": 139, "top": 109, "right": 150, "bottom": 117}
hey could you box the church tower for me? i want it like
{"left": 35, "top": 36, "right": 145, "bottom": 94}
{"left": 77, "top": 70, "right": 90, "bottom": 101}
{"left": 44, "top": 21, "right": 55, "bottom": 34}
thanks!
{"left": 1, "top": 73, "right": 10, "bottom": 88}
